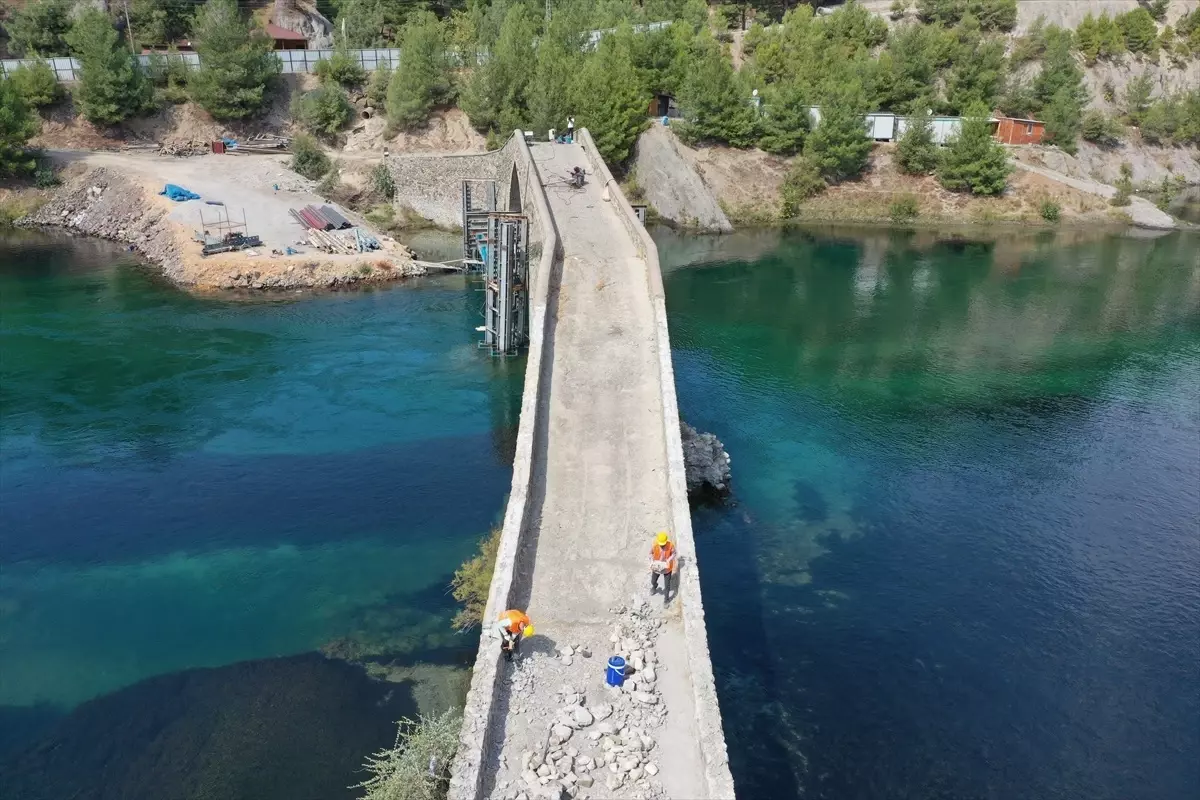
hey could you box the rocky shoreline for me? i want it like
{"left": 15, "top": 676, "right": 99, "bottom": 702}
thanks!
{"left": 18, "top": 166, "right": 426, "bottom": 292}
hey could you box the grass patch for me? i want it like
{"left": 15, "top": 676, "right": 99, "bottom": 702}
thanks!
{"left": 0, "top": 190, "right": 50, "bottom": 227}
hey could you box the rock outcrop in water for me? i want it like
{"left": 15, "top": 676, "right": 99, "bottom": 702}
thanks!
{"left": 681, "top": 422, "right": 731, "bottom": 498}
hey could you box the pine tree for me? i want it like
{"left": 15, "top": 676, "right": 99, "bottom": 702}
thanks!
{"left": 1075, "top": 13, "right": 1101, "bottom": 63}
{"left": 188, "top": 0, "right": 280, "bottom": 121}
{"left": 1123, "top": 74, "right": 1154, "bottom": 125}
{"left": 66, "top": 9, "right": 154, "bottom": 126}
{"left": 1118, "top": 8, "right": 1159, "bottom": 55}
{"left": 757, "top": 80, "right": 811, "bottom": 156}
{"left": 459, "top": 6, "right": 535, "bottom": 134}
{"left": 676, "top": 34, "right": 757, "bottom": 147}
{"left": 1032, "top": 31, "right": 1087, "bottom": 111}
{"left": 1042, "top": 86, "right": 1083, "bottom": 153}
{"left": 572, "top": 29, "right": 649, "bottom": 165}
{"left": 804, "top": 81, "right": 872, "bottom": 182}
{"left": 0, "top": 77, "right": 40, "bottom": 176}
{"left": 529, "top": 13, "right": 585, "bottom": 136}
{"left": 895, "top": 114, "right": 940, "bottom": 175}
{"left": 944, "top": 34, "right": 1007, "bottom": 114}
{"left": 386, "top": 12, "right": 451, "bottom": 131}
{"left": 5, "top": 0, "right": 73, "bottom": 57}
{"left": 937, "top": 107, "right": 1010, "bottom": 194}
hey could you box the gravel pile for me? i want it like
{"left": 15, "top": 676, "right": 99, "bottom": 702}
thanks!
{"left": 492, "top": 598, "right": 672, "bottom": 800}
{"left": 21, "top": 167, "right": 182, "bottom": 276}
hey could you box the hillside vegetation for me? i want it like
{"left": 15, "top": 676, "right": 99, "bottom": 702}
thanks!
{"left": 2, "top": 0, "right": 1198, "bottom": 201}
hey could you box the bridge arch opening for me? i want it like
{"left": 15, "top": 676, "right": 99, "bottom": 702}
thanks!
{"left": 508, "top": 164, "right": 521, "bottom": 213}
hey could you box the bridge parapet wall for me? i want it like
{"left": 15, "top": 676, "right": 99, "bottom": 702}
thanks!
{"left": 447, "top": 132, "right": 560, "bottom": 800}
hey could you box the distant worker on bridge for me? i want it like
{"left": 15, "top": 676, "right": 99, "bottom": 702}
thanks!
{"left": 649, "top": 531, "right": 678, "bottom": 604}
{"left": 496, "top": 609, "right": 534, "bottom": 662}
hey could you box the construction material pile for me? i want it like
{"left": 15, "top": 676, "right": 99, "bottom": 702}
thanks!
{"left": 290, "top": 205, "right": 382, "bottom": 254}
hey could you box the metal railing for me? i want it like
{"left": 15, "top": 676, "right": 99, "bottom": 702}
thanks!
{"left": 0, "top": 48, "right": 402, "bottom": 82}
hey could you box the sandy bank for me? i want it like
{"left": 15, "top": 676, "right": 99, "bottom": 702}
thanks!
{"left": 21, "top": 153, "right": 424, "bottom": 291}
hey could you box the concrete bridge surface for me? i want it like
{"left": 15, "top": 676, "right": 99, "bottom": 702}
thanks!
{"left": 447, "top": 133, "right": 735, "bottom": 800}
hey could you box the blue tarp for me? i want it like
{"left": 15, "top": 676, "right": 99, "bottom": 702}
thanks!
{"left": 159, "top": 184, "right": 200, "bottom": 201}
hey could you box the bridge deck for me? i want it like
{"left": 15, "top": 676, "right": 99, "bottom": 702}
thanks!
{"left": 479, "top": 142, "right": 707, "bottom": 799}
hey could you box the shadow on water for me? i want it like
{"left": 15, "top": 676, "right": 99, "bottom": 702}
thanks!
{"left": 0, "top": 653, "right": 419, "bottom": 800}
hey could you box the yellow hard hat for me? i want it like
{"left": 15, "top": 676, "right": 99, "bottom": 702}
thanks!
{"left": 656, "top": 531, "right": 669, "bottom": 545}
{"left": 522, "top": 625, "right": 535, "bottom": 638}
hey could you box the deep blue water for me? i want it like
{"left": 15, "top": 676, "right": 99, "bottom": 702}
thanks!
{"left": 661, "top": 227, "right": 1200, "bottom": 800}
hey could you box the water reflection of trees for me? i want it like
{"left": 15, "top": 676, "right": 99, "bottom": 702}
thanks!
{"left": 665, "top": 229, "right": 1200, "bottom": 407}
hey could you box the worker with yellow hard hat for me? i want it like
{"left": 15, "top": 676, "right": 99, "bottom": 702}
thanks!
{"left": 649, "top": 531, "right": 678, "bottom": 604}
{"left": 496, "top": 609, "right": 534, "bottom": 662}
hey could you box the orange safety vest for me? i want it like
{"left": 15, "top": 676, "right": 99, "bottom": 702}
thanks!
{"left": 499, "top": 609, "right": 530, "bottom": 634}
{"left": 650, "top": 542, "right": 677, "bottom": 574}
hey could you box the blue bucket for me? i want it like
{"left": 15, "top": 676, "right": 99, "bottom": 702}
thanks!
{"left": 605, "top": 656, "right": 626, "bottom": 687}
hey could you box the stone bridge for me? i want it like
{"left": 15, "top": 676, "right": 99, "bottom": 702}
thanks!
{"left": 392, "top": 132, "right": 735, "bottom": 800}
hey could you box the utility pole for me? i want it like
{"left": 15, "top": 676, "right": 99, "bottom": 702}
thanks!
{"left": 122, "top": 0, "right": 136, "bottom": 54}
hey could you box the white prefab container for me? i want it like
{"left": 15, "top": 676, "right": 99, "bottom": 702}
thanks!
{"left": 865, "top": 113, "right": 897, "bottom": 141}
{"left": 894, "top": 116, "right": 964, "bottom": 145}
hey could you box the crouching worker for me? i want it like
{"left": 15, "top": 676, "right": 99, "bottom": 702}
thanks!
{"left": 649, "top": 531, "right": 678, "bottom": 604}
{"left": 496, "top": 609, "right": 534, "bottom": 662}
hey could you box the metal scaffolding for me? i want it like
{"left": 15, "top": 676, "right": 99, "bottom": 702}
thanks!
{"left": 463, "top": 179, "right": 530, "bottom": 357}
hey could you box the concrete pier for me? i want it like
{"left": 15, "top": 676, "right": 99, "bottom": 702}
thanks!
{"left": 446, "top": 131, "right": 735, "bottom": 800}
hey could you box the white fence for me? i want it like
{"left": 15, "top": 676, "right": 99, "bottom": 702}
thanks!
{"left": 0, "top": 48, "right": 402, "bottom": 82}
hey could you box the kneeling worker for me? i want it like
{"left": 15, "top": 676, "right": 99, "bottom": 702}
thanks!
{"left": 496, "top": 609, "right": 534, "bottom": 661}
{"left": 649, "top": 531, "right": 678, "bottom": 603}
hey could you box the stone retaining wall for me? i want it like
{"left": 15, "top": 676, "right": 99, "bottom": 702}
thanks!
{"left": 448, "top": 132, "right": 561, "bottom": 800}
{"left": 578, "top": 129, "right": 737, "bottom": 799}
{"left": 387, "top": 137, "right": 524, "bottom": 229}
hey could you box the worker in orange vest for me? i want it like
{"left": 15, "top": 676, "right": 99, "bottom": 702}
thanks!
{"left": 649, "top": 531, "right": 678, "bottom": 603}
{"left": 496, "top": 609, "right": 534, "bottom": 662}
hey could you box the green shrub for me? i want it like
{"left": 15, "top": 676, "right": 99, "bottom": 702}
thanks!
{"left": 450, "top": 526, "right": 501, "bottom": 631}
{"left": 315, "top": 40, "right": 367, "bottom": 87}
{"left": 146, "top": 52, "right": 191, "bottom": 105}
{"left": 370, "top": 163, "right": 395, "bottom": 200}
{"left": 290, "top": 132, "right": 331, "bottom": 180}
{"left": 1111, "top": 161, "right": 1133, "bottom": 206}
{"left": 316, "top": 164, "right": 340, "bottom": 197}
{"left": 1080, "top": 110, "right": 1123, "bottom": 147}
{"left": 34, "top": 165, "right": 60, "bottom": 187}
{"left": 780, "top": 157, "right": 826, "bottom": 218}
{"left": 1039, "top": 200, "right": 1061, "bottom": 222}
{"left": 366, "top": 65, "right": 391, "bottom": 110}
{"left": 291, "top": 83, "right": 353, "bottom": 137}
{"left": 485, "top": 129, "right": 500, "bottom": 150}
{"left": 889, "top": 194, "right": 920, "bottom": 223}
{"left": 8, "top": 60, "right": 64, "bottom": 108}
{"left": 354, "top": 710, "right": 462, "bottom": 800}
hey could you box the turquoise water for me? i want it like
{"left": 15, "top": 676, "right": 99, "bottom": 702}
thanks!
{"left": 660, "top": 227, "right": 1200, "bottom": 800}
{"left": 3, "top": 226, "right": 1199, "bottom": 799}
{"left": 0, "top": 233, "right": 519, "bottom": 745}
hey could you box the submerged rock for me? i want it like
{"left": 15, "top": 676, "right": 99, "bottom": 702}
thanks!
{"left": 680, "top": 422, "right": 732, "bottom": 498}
